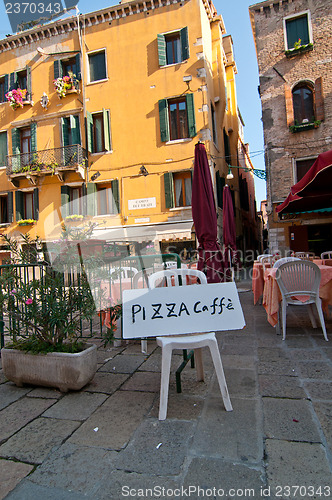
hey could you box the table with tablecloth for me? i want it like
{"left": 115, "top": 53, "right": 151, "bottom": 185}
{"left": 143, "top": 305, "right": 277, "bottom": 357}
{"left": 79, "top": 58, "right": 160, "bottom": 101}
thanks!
{"left": 252, "top": 261, "right": 271, "bottom": 304}
{"left": 262, "top": 264, "right": 332, "bottom": 327}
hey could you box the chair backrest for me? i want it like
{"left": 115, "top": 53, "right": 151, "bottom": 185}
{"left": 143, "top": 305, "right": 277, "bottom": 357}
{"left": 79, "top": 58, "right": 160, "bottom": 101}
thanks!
{"left": 275, "top": 261, "right": 321, "bottom": 300}
{"left": 257, "top": 254, "right": 273, "bottom": 262}
{"left": 132, "top": 265, "right": 164, "bottom": 288}
{"left": 261, "top": 255, "right": 274, "bottom": 271}
{"left": 273, "top": 256, "right": 301, "bottom": 268}
{"left": 121, "top": 267, "right": 138, "bottom": 278}
{"left": 321, "top": 251, "right": 332, "bottom": 260}
{"left": 148, "top": 269, "right": 207, "bottom": 289}
{"left": 294, "top": 251, "right": 316, "bottom": 260}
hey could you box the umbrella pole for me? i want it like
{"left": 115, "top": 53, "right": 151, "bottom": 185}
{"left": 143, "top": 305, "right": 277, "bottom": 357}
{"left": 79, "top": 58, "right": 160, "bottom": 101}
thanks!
{"left": 228, "top": 248, "right": 234, "bottom": 281}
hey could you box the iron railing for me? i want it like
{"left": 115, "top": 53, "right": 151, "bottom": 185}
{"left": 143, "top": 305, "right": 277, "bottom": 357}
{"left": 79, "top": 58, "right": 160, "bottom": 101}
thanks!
{"left": 6, "top": 144, "right": 87, "bottom": 176}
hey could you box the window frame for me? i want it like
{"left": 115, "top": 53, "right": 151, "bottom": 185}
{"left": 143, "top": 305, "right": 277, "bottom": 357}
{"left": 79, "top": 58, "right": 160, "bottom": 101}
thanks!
{"left": 15, "top": 188, "right": 39, "bottom": 222}
{"left": 294, "top": 156, "right": 316, "bottom": 184}
{"left": 0, "top": 131, "right": 8, "bottom": 167}
{"left": 164, "top": 170, "right": 193, "bottom": 209}
{"left": 0, "top": 192, "right": 13, "bottom": 224}
{"left": 87, "top": 49, "right": 107, "bottom": 84}
{"left": 157, "top": 27, "right": 189, "bottom": 67}
{"left": 283, "top": 10, "right": 312, "bottom": 51}
{"left": 159, "top": 93, "right": 196, "bottom": 143}
{"left": 292, "top": 81, "right": 314, "bottom": 125}
{"left": 87, "top": 109, "right": 111, "bottom": 154}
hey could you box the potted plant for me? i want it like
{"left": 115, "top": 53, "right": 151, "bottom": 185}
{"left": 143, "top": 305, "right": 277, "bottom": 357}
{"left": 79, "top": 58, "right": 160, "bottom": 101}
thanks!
{"left": 0, "top": 233, "right": 112, "bottom": 391}
{"left": 106, "top": 301, "right": 122, "bottom": 347}
{"left": 53, "top": 72, "right": 79, "bottom": 98}
{"left": 5, "top": 88, "right": 28, "bottom": 109}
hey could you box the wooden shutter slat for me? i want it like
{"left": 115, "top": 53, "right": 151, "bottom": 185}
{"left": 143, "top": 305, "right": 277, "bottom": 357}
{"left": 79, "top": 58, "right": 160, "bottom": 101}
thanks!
{"left": 180, "top": 27, "right": 189, "bottom": 61}
{"left": 112, "top": 179, "right": 120, "bottom": 213}
{"left": 33, "top": 188, "right": 39, "bottom": 220}
{"left": 86, "top": 111, "right": 93, "bottom": 153}
{"left": 158, "top": 99, "right": 170, "bottom": 142}
{"left": 164, "top": 172, "right": 174, "bottom": 209}
{"left": 15, "top": 191, "right": 24, "bottom": 221}
{"left": 157, "top": 34, "right": 166, "bottom": 66}
{"left": 186, "top": 93, "right": 196, "bottom": 138}
{"left": 103, "top": 109, "right": 111, "bottom": 151}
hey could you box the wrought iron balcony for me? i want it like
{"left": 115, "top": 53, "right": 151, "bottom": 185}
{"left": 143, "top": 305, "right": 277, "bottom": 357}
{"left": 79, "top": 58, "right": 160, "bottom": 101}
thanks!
{"left": 6, "top": 145, "right": 87, "bottom": 184}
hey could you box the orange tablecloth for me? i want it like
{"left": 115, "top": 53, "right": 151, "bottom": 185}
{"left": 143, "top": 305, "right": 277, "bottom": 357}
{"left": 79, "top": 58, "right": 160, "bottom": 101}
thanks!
{"left": 263, "top": 265, "right": 332, "bottom": 327}
{"left": 252, "top": 261, "right": 272, "bottom": 304}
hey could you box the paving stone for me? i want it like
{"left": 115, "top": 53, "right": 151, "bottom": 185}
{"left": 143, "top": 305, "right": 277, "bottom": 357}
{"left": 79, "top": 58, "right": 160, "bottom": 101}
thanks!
{"left": 265, "top": 440, "right": 332, "bottom": 497}
{"left": 95, "top": 470, "right": 179, "bottom": 500}
{"left": 322, "top": 348, "right": 332, "bottom": 361}
{"left": 149, "top": 393, "right": 204, "bottom": 420}
{"left": 138, "top": 352, "right": 183, "bottom": 372}
{"left": 220, "top": 343, "right": 256, "bottom": 355}
{"left": 114, "top": 419, "right": 194, "bottom": 475}
{"left": 257, "top": 347, "right": 289, "bottom": 362}
{"left": 183, "top": 457, "right": 266, "bottom": 494}
{"left": 283, "top": 348, "right": 324, "bottom": 361}
{"left": 211, "top": 368, "right": 257, "bottom": 397}
{"left": 258, "top": 374, "right": 306, "bottom": 399}
{"left": 5, "top": 481, "right": 90, "bottom": 500}
{"left": 83, "top": 371, "right": 129, "bottom": 394}
{"left": 28, "top": 442, "right": 117, "bottom": 495}
{"left": 0, "top": 460, "right": 34, "bottom": 499}
{"left": 68, "top": 391, "right": 155, "bottom": 450}
{"left": 263, "top": 398, "right": 321, "bottom": 442}
{"left": 43, "top": 392, "right": 108, "bottom": 421}
{"left": 121, "top": 371, "right": 160, "bottom": 392}
{"left": 26, "top": 387, "right": 62, "bottom": 399}
{"left": 258, "top": 360, "right": 297, "bottom": 376}
{"left": 220, "top": 332, "right": 256, "bottom": 346}
{"left": 0, "top": 383, "right": 31, "bottom": 410}
{"left": 192, "top": 397, "right": 263, "bottom": 463}
{"left": 304, "top": 381, "right": 332, "bottom": 400}
{"left": 0, "top": 417, "right": 80, "bottom": 464}
{"left": 296, "top": 361, "right": 332, "bottom": 380}
{"left": 283, "top": 336, "right": 315, "bottom": 348}
{"left": 0, "top": 397, "right": 55, "bottom": 444}
{"left": 99, "top": 353, "right": 147, "bottom": 373}
{"left": 256, "top": 334, "right": 283, "bottom": 347}
{"left": 221, "top": 354, "right": 256, "bottom": 370}
{"left": 312, "top": 402, "right": 332, "bottom": 450}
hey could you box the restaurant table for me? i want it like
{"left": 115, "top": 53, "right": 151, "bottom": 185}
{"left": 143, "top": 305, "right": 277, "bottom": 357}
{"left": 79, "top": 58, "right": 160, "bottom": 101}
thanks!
{"left": 252, "top": 261, "right": 271, "bottom": 304}
{"left": 262, "top": 264, "right": 332, "bottom": 327}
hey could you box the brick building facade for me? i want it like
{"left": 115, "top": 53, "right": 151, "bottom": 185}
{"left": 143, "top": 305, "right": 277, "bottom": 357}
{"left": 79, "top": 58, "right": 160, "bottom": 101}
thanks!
{"left": 249, "top": 0, "right": 332, "bottom": 256}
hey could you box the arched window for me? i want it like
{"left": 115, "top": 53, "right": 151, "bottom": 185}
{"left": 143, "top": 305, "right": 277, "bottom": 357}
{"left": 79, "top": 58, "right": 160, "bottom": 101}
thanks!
{"left": 292, "top": 82, "right": 314, "bottom": 124}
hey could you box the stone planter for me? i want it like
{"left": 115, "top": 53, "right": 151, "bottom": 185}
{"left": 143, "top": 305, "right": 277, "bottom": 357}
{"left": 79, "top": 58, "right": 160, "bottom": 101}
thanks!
{"left": 1, "top": 344, "right": 97, "bottom": 392}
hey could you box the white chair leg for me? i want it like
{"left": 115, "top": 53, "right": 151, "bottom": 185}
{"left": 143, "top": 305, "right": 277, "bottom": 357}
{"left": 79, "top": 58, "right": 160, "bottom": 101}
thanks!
{"left": 141, "top": 338, "right": 148, "bottom": 354}
{"left": 208, "top": 340, "right": 233, "bottom": 411}
{"left": 315, "top": 299, "right": 329, "bottom": 341}
{"left": 308, "top": 304, "right": 317, "bottom": 329}
{"left": 159, "top": 344, "right": 172, "bottom": 420}
{"left": 194, "top": 348, "right": 204, "bottom": 382}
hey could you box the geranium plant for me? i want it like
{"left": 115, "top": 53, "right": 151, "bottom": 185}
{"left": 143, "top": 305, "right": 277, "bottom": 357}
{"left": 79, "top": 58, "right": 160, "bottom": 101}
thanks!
{"left": 6, "top": 88, "right": 27, "bottom": 109}
{"left": 53, "top": 72, "right": 78, "bottom": 98}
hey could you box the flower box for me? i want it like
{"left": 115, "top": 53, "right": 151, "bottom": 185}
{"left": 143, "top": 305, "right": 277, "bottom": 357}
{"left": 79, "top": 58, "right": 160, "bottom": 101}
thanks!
{"left": 289, "top": 121, "right": 320, "bottom": 133}
{"left": 17, "top": 219, "right": 37, "bottom": 226}
{"left": 285, "top": 43, "right": 313, "bottom": 58}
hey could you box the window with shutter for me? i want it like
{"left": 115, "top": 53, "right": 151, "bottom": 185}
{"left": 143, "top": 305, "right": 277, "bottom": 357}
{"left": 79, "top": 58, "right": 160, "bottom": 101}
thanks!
{"left": 0, "top": 75, "right": 8, "bottom": 103}
{"left": 0, "top": 132, "right": 7, "bottom": 166}
{"left": 159, "top": 94, "right": 196, "bottom": 142}
{"left": 96, "top": 181, "right": 119, "bottom": 215}
{"left": 0, "top": 193, "right": 12, "bottom": 224}
{"left": 157, "top": 27, "right": 189, "bottom": 66}
{"left": 88, "top": 50, "right": 107, "bottom": 82}
{"left": 61, "top": 185, "right": 84, "bottom": 217}
{"left": 292, "top": 82, "right": 314, "bottom": 124}
{"left": 164, "top": 171, "right": 192, "bottom": 208}
{"left": 284, "top": 12, "right": 311, "bottom": 51}
{"left": 15, "top": 190, "right": 37, "bottom": 221}
{"left": 88, "top": 110, "right": 111, "bottom": 153}
{"left": 62, "top": 116, "right": 81, "bottom": 146}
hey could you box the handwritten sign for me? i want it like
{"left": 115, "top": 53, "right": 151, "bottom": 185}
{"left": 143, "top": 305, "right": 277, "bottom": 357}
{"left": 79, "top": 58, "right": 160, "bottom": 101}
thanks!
{"left": 122, "top": 282, "right": 245, "bottom": 339}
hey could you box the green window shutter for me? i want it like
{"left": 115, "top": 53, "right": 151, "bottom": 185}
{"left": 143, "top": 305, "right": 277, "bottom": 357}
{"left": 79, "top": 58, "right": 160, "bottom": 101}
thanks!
{"left": 112, "top": 179, "right": 120, "bottom": 213}
{"left": 164, "top": 172, "right": 174, "bottom": 209}
{"left": 74, "top": 53, "right": 81, "bottom": 80}
{"left": 15, "top": 191, "right": 24, "bottom": 221}
{"left": 70, "top": 115, "right": 81, "bottom": 145}
{"left": 186, "top": 93, "right": 196, "bottom": 138}
{"left": 157, "top": 33, "right": 166, "bottom": 66}
{"left": 33, "top": 188, "right": 39, "bottom": 220}
{"left": 9, "top": 72, "right": 16, "bottom": 91}
{"left": 4, "top": 74, "right": 9, "bottom": 93}
{"left": 61, "top": 185, "right": 70, "bottom": 218}
{"left": 26, "top": 66, "right": 32, "bottom": 100}
{"left": 103, "top": 109, "right": 111, "bottom": 151}
{"left": 86, "top": 111, "right": 93, "bottom": 153}
{"left": 158, "top": 99, "right": 170, "bottom": 142}
{"left": 7, "top": 191, "right": 13, "bottom": 223}
{"left": 11, "top": 128, "right": 20, "bottom": 154}
{"left": 86, "top": 182, "right": 97, "bottom": 216}
{"left": 82, "top": 183, "right": 87, "bottom": 215}
{"left": 61, "top": 117, "right": 69, "bottom": 147}
{"left": 286, "top": 16, "right": 309, "bottom": 49}
{"left": 54, "top": 60, "right": 63, "bottom": 79}
{"left": 30, "top": 122, "right": 37, "bottom": 152}
{"left": 0, "top": 132, "right": 7, "bottom": 166}
{"left": 180, "top": 27, "right": 189, "bottom": 61}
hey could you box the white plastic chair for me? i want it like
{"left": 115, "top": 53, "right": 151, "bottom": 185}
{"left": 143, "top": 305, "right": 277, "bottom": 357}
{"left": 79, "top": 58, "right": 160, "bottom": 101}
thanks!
{"left": 295, "top": 251, "right": 316, "bottom": 260}
{"left": 148, "top": 268, "right": 233, "bottom": 420}
{"left": 121, "top": 267, "right": 138, "bottom": 278}
{"left": 257, "top": 254, "right": 273, "bottom": 262}
{"left": 321, "top": 251, "right": 332, "bottom": 260}
{"left": 273, "top": 256, "right": 301, "bottom": 268}
{"left": 275, "top": 261, "right": 328, "bottom": 341}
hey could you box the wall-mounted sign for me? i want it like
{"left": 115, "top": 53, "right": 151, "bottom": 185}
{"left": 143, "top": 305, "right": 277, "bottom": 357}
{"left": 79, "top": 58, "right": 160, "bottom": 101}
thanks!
{"left": 122, "top": 282, "right": 245, "bottom": 339}
{"left": 128, "top": 198, "right": 156, "bottom": 210}
{"left": 135, "top": 218, "right": 150, "bottom": 223}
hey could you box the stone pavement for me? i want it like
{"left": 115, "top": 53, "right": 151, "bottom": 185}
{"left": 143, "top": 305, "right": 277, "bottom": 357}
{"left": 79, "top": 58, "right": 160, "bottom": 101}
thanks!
{"left": 0, "top": 284, "right": 332, "bottom": 500}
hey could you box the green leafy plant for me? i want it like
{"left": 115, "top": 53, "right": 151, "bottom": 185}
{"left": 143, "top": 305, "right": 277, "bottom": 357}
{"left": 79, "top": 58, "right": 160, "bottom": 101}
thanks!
{"left": 17, "top": 219, "right": 37, "bottom": 225}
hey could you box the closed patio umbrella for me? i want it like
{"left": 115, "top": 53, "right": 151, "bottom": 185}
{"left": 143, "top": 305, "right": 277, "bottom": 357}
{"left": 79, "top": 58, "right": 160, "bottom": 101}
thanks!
{"left": 192, "top": 142, "right": 226, "bottom": 283}
{"left": 223, "top": 184, "right": 240, "bottom": 280}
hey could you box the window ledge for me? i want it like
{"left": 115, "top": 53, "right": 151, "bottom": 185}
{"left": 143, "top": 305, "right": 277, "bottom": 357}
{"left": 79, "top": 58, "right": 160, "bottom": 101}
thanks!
{"left": 289, "top": 121, "right": 321, "bottom": 133}
{"left": 285, "top": 43, "right": 313, "bottom": 58}
{"left": 90, "top": 150, "right": 113, "bottom": 156}
{"left": 166, "top": 138, "right": 192, "bottom": 145}
{"left": 86, "top": 78, "right": 108, "bottom": 85}
{"left": 169, "top": 206, "right": 192, "bottom": 211}
{"left": 160, "top": 60, "right": 187, "bottom": 68}
{"left": 0, "top": 223, "right": 10, "bottom": 227}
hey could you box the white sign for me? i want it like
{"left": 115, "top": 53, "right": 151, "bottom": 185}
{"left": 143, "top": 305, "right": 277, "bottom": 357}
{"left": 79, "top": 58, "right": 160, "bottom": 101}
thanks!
{"left": 135, "top": 218, "right": 150, "bottom": 223}
{"left": 128, "top": 198, "right": 156, "bottom": 210}
{"left": 122, "top": 282, "right": 245, "bottom": 339}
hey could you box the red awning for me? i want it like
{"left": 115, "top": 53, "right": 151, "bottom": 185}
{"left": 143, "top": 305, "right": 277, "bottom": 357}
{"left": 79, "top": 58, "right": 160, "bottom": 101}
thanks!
{"left": 276, "top": 149, "right": 332, "bottom": 214}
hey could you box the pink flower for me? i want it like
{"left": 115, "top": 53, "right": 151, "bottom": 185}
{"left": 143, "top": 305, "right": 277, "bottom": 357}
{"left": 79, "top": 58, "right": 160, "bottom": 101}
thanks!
{"left": 10, "top": 289, "right": 17, "bottom": 295}
{"left": 25, "top": 298, "right": 33, "bottom": 305}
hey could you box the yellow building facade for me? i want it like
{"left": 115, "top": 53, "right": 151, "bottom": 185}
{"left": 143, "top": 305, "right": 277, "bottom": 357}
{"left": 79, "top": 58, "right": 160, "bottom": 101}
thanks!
{"left": 0, "top": 0, "right": 243, "bottom": 260}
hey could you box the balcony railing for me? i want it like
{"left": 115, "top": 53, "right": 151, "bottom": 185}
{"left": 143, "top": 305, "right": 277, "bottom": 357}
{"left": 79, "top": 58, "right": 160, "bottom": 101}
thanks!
{"left": 6, "top": 145, "right": 87, "bottom": 180}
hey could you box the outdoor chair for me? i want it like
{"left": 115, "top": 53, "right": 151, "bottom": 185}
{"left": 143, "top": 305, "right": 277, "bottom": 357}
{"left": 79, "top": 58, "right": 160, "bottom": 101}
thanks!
{"left": 121, "top": 267, "right": 138, "bottom": 279}
{"left": 275, "top": 261, "right": 328, "bottom": 341}
{"left": 257, "top": 254, "right": 273, "bottom": 262}
{"left": 321, "top": 251, "right": 332, "bottom": 260}
{"left": 294, "top": 251, "right": 316, "bottom": 260}
{"left": 261, "top": 255, "right": 274, "bottom": 272}
{"left": 148, "top": 268, "right": 233, "bottom": 420}
{"left": 273, "top": 256, "right": 301, "bottom": 268}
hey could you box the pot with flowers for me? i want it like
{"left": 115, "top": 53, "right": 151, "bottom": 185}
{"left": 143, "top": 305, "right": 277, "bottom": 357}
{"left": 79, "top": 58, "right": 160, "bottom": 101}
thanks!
{"left": 0, "top": 233, "right": 112, "bottom": 392}
{"left": 53, "top": 72, "right": 79, "bottom": 98}
{"left": 6, "top": 88, "right": 28, "bottom": 110}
